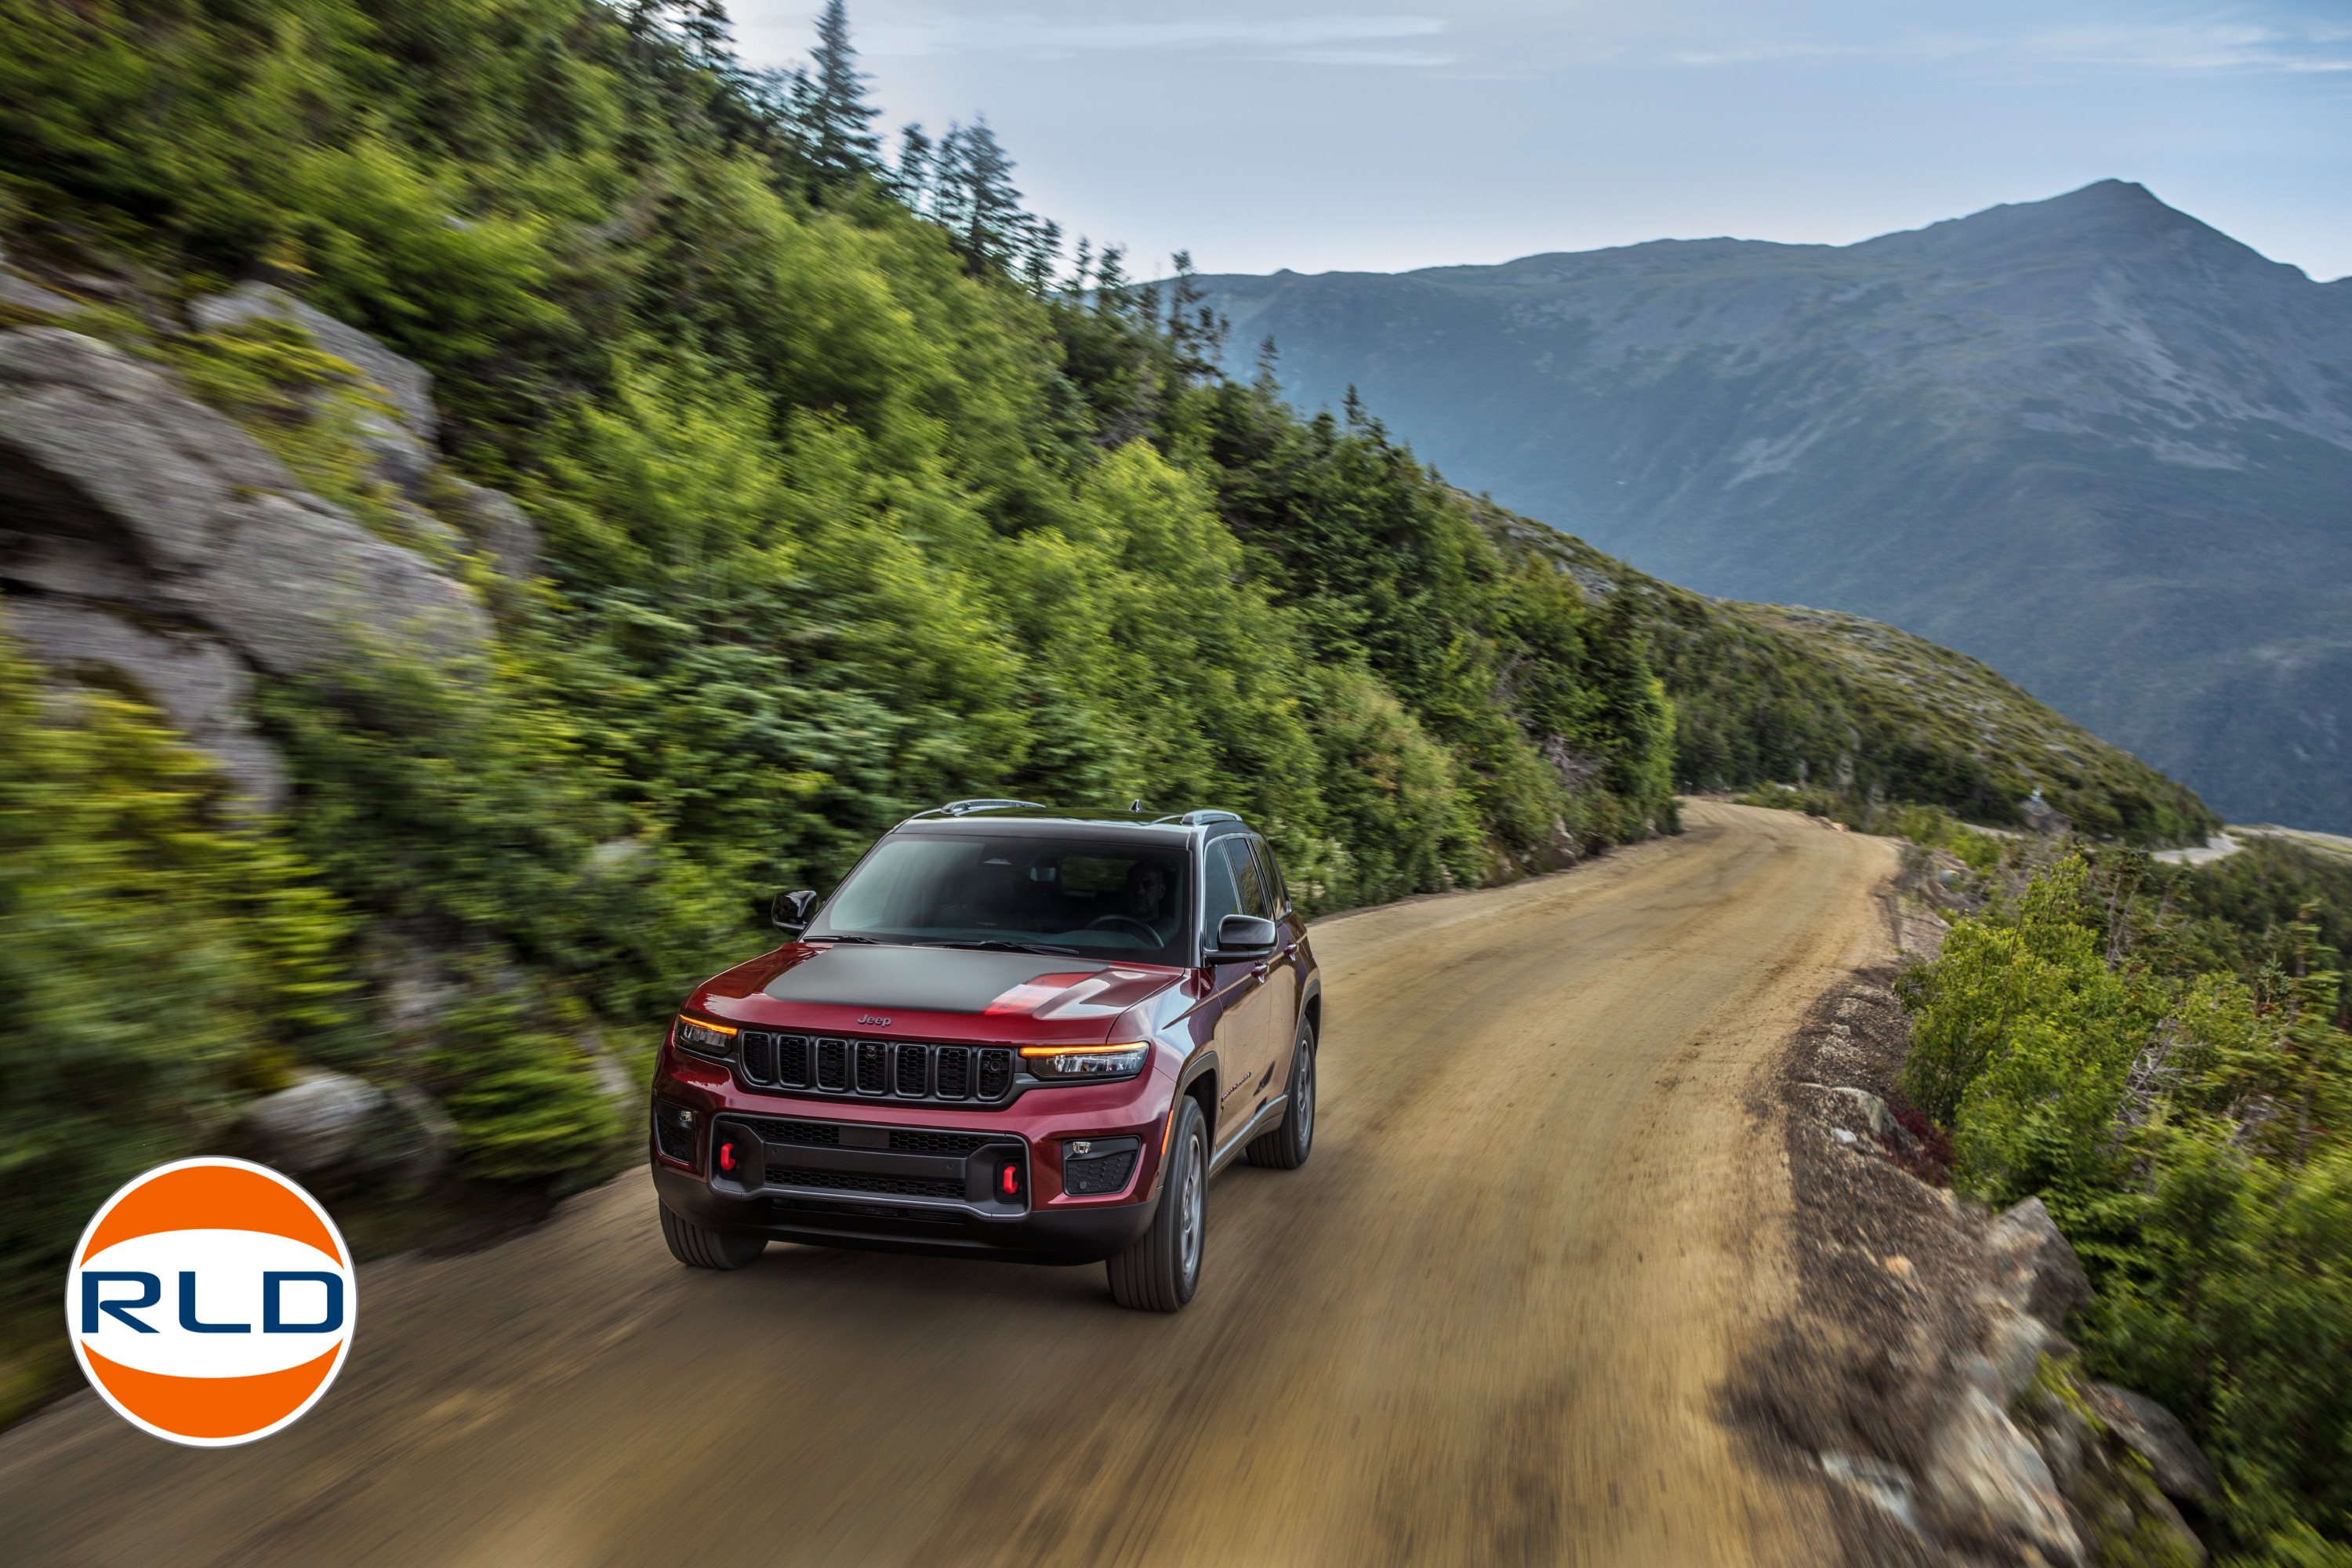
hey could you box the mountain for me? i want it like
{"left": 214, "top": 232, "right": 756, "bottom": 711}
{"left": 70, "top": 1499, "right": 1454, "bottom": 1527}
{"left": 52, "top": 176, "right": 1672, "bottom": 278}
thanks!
{"left": 1190, "top": 182, "right": 2352, "bottom": 832}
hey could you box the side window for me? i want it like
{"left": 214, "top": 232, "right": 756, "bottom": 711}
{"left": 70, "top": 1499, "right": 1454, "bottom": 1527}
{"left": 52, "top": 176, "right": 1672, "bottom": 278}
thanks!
{"left": 1247, "top": 838, "right": 1287, "bottom": 916}
{"left": 1229, "top": 838, "right": 1271, "bottom": 920}
{"left": 1202, "top": 838, "right": 1247, "bottom": 929}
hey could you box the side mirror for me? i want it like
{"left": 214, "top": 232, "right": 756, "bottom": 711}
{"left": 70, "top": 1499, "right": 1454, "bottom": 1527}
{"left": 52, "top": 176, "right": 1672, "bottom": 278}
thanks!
{"left": 1207, "top": 914, "right": 1277, "bottom": 962}
{"left": 771, "top": 889, "right": 818, "bottom": 931}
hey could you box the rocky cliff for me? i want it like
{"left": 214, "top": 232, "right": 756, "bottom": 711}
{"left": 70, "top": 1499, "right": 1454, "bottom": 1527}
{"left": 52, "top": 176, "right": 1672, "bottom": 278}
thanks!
{"left": 0, "top": 276, "right": 534, "bottom": 810}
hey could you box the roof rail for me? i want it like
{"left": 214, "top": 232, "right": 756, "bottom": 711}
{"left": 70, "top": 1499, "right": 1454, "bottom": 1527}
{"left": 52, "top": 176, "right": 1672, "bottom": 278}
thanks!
{"left": 916, "top": 798, "right": 1050, "bottom": 818}
{"left": 1149, "top": 809, "right": 1243, "bottom": 826}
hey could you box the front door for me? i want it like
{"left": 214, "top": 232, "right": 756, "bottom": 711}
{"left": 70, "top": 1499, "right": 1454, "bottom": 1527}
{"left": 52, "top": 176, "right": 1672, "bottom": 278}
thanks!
{"left": 1201, "top": 834, "right": 1279, "bottom": 1158}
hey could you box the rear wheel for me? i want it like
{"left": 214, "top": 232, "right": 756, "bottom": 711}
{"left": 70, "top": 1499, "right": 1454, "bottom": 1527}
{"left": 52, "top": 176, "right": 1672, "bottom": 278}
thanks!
{"left": 1245, "top": 1017, "right": 1316, "bottom": 1170}
{"left": 1109, "top": 1098, "right": 1206, "bottom": 1311}
{"left": 659, "top": 1202, "right": 767, "bottom": 1269}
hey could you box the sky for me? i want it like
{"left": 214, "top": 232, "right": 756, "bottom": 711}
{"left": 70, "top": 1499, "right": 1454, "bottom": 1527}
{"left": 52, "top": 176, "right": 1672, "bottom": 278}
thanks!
{"left": 730, "top": 1, "right": 2352, "bottom": 282}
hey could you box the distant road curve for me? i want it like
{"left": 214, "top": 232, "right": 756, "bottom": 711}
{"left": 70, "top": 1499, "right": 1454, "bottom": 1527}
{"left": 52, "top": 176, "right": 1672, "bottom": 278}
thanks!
{"left": 2154, "top": 826, "right": 2352, "bottom": 867}
{"left": 0, "top": 801, "right": 1896, "bottom": 1567}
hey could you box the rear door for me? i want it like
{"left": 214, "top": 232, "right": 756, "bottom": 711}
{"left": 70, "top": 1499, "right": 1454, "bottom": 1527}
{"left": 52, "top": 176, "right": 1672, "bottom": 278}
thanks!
{"left": 1201, "top": 834, "right": 1280, "bottom": 1154}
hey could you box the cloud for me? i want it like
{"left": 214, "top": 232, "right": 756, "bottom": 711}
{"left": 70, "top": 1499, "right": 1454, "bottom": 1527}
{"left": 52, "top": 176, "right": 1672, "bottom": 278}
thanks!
{"left": 1661, "top": 14, "right": 2352, "bottom": 77}
{"left": 2016, "top": 18, "right": 2352, "bottom": 74}
{"left": 861, "top": 13, "right": 1449, "bottom": 64}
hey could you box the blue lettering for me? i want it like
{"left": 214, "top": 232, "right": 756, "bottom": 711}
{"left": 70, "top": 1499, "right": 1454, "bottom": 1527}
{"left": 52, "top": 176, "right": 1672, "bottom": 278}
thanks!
{"left": 81, "top": 1272, "right": 160, "bottom": 1334}
{"left": 262, "top": 1272, "right": 343, "bottom": 1334}
{"left": 178, "top": 1271, "right": 250, "bottom": 1334}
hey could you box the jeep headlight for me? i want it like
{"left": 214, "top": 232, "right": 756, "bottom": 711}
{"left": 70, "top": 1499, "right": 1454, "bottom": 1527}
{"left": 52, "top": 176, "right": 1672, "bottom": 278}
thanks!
{"left": 1019, "top": 1042, "right": 1149, "bottom": 1081}
{"left": 674, "top": 1015, "right": 739, "bottom": 1059}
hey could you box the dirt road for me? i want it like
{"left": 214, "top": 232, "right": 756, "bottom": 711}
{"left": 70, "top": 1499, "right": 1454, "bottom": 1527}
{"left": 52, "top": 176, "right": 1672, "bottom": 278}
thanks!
{"left": 1, "top": 801, "right": 1896, "bottom": 1567}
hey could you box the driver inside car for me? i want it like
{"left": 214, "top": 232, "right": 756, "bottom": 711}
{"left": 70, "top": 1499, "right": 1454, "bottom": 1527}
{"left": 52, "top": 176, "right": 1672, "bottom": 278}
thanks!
{"left": 1120, "top": 859, "right": 1181, "bottom": 942}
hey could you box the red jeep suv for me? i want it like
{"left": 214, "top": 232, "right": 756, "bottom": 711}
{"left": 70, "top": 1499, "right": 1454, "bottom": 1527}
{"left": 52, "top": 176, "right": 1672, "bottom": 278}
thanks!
{"left": 648, "top": 802, "right": 1321, "bottom": 1310}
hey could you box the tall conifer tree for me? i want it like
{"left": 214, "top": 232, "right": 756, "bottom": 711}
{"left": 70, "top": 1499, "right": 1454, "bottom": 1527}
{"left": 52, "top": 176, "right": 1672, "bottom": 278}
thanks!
{"left": 804, "top": 0, "right": 880, "bottom": 181}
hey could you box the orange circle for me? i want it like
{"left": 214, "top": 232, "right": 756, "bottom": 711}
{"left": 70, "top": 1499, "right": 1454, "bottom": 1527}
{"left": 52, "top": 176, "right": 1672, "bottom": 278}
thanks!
{"left": 66, "top": 1158, "right": 355, "bottom": 1446}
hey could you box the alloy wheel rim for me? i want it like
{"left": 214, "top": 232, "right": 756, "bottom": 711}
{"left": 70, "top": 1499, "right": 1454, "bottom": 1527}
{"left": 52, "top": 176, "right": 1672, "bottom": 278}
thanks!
{"left": 1297, "top": 1041, "right": 1315, "bottom": 1150}
{"left": 1178, "top": 1132, "right": 1203, "bottom": 1286}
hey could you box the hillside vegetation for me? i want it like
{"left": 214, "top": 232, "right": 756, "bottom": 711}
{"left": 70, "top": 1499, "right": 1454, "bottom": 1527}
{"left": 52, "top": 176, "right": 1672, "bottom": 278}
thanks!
{"left": 1899, "top": 829, "right": 2352, "bottom": 1564}
{"left": 1492, "top": 514, "right": 2216, "bottom": 844}
{"left": 0, "top": 0, "right": 2212, "bottom": 1425}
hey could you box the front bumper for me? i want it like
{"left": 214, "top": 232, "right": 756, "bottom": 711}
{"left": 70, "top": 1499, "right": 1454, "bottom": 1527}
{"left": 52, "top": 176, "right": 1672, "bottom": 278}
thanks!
{"left": 649, "top": 1045, "right": 1171, "bottom": 1265}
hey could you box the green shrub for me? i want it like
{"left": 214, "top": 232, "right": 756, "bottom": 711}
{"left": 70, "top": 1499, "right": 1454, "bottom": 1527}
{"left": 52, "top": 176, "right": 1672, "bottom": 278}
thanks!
{"left": 1900, "top": 849, "right": 2352, "bottom": 1559}
{"left": 0, "top": 626, "right": 354, "bottom": 1324}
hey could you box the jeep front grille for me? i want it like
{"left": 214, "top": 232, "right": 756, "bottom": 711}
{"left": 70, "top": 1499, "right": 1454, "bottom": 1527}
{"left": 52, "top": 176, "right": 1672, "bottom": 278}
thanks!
{"left": 735, "top": 1034, "right": 1018, "bottom": 1105}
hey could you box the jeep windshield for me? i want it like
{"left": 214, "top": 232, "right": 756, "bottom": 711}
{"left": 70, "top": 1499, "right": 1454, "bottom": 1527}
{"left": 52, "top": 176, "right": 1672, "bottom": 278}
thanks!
{"left": 808, "top": 835, "right": 1191, "bottom": 963}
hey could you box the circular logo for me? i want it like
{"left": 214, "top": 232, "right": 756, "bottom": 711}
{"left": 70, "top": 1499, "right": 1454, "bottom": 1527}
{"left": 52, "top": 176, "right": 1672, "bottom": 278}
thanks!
{"left": 65, "top": 1158, "right": 356, "bottom": 1446}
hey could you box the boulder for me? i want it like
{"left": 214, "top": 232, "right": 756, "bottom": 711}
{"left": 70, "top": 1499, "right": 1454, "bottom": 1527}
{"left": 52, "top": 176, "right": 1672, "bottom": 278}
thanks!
{"left": 188, "top": 281, "right": 436, "bottom": 443}
{"left": 437, "top": 478, "right": 541, "bottom": 581}
{"left": 1924, "top": 1385, "right": 2085, "bottom": 1565}
{"left": 0, "top": 327, "right": 288, "bottom": 574}
{"left": 1, "top": 272, "right": 81, "bottom": 317}
{"left": 1979, "top": 1304, "right": 2064, "bottom": 1405}
{"left": 0, "top": 328, "right": 486, "bottom": 797}
{"left": 239, "top": 1071, "right": 387, "bottom": 1175}
{"left": 2, "top": 597, "right": 286, "bottom": 810}
{"left": 1984, "top": 1197, "right": 2094, "bottom": 1327}
{"left": 2088, "top": 1385, "right": 2221, "bottom": 1504}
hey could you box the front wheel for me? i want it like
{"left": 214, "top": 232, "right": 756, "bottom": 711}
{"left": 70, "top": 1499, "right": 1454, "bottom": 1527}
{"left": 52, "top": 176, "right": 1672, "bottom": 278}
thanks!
{"left": 659, "top": 1202, "right": 767, "bottom": 1269}
{"left": 1109, "top": 1098, "right": 1206, "bottom": 1311}
{"left": 1245, "top": 1018, "right": 1316, "bottom": 1170}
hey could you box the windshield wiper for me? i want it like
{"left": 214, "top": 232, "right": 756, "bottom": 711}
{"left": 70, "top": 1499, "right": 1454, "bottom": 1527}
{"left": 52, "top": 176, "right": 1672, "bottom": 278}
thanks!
{"left": 917, "top": 938, "right": 1082, "bottom": 956}
{"left": 809, "top": 933, "right": 889, "bottom": 945}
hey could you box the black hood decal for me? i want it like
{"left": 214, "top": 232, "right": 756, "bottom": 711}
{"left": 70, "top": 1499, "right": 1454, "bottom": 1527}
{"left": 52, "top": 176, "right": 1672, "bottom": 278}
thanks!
{"left": 761, "top": 944, "right": 1105, "bottom": 1014}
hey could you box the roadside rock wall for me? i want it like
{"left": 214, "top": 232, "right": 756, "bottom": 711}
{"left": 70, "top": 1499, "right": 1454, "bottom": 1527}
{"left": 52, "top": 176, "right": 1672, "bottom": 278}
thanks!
{"left": 1738, "top": 971, "right": 2219, "bottom": 1568}
{"left": 0, "top": 269, "right": 537, "bottom": 813}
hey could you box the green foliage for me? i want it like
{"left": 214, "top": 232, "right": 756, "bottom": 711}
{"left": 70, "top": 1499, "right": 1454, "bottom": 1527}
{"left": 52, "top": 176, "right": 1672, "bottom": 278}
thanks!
{"left": 1899, "top": 847, "right": 2352, "bottom": 1559}
{"left": 0, "top": 626, "right": 354, "bottom": 1340}
{"left": 1508, "top": 525, "right": 2218, "bottom": 845}
{"left": 426, "top": 980, "right": 626, "bottom": 1184}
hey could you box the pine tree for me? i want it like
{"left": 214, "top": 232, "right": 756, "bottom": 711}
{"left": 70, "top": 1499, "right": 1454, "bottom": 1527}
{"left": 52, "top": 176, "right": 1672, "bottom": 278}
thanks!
{"left": 942, "top": 118, "right": 1028, "bottom": 277}
{"left": 804, "top": 0, "right": 880, "bottom": 183}
{"left": 892, "top": 122, "right": 933, "bottom": 205}
{"left": 1094, "top": 245, "right": 1129, "bottom": 318}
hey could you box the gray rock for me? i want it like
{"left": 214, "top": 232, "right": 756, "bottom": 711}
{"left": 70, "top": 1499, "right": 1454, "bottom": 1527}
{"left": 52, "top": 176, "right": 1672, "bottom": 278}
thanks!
{"left": 1806, "top": 1082, "right": 1896, "bottom": 1138}
{"left": 2, "top": 270, "right": 82, "bottom": 317}
{"left": 356, "top": 412, "right": 437, "bottom": 500}
{"left": 165, "top": 490, "right": 487, "bottom": 675}
{"left": 188, "top": 282, "right": 436, "bottom": 443}
{"left": 0, "top": 328, "right": 285, "bottom": 574}
{"left": 1, "top": 597, "right": 285, "bottom": 811}
{"left": 1, "top": 325, "right": 485, "bottom": 796}
{"left": 240, "top": 1071, "right": 387, "bottom": 1175}
{"left": 2089, "top": 1384, "right": 2220, "bottom": 1504}
{"left": 1925, "top": 1385, "right": 2084, "bottom": 1564}
{"left": 1984, "top": 1197, "right": 2094, "bottom": 1327}
{"left": 437, "top": 478, "right": 541, "bottom": 580}
{"left": 1980, "top": 1304, "right": 2063, "bottom": 1405}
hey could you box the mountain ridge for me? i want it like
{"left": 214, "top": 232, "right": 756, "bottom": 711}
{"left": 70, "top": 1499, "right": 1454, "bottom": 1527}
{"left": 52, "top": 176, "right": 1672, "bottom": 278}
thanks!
{"left": 1191, "top": 181, "right": 2352, "bottom": 831}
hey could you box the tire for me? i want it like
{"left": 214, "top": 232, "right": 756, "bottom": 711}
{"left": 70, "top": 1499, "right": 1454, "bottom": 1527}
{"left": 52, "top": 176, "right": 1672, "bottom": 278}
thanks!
{"left": 1244, "top": 1017, "right": 1316, "bottom": 1171}
{"left": 1109, "top": 1097, "right": 1207, "bottom": 1311}
{"left": 659, "top": 1202, "right": 767, "bottom": 1269}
